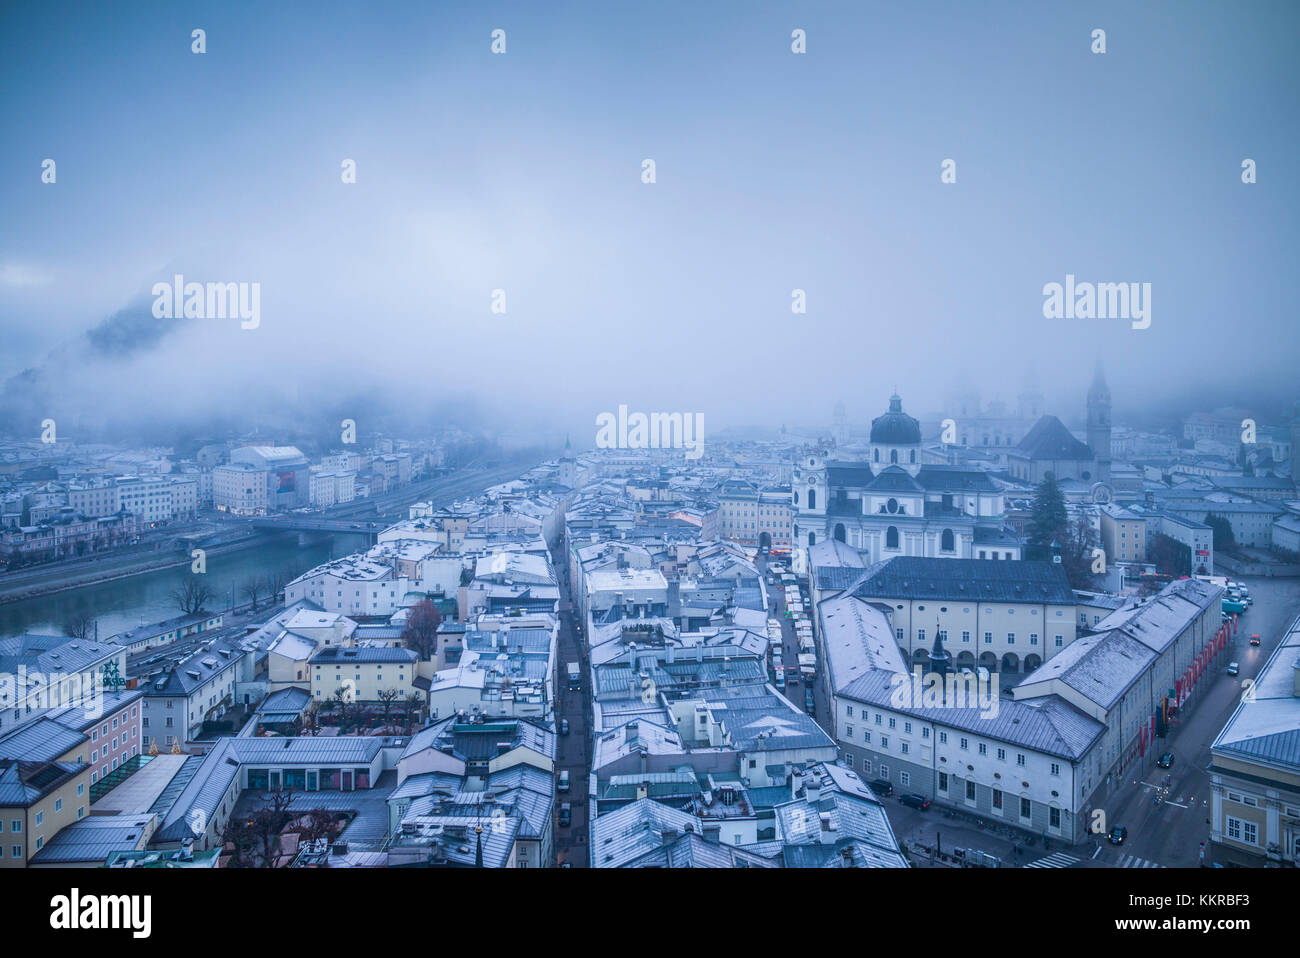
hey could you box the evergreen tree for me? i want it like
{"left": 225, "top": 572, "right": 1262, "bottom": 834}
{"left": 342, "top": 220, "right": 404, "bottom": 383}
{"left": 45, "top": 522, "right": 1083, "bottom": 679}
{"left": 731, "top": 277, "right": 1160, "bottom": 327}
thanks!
{"left": 1027, "top": 471, "right": 1068, "bottom": 558}
{"left": 1204, "top": 513, "right": 1235, "bottom": 551}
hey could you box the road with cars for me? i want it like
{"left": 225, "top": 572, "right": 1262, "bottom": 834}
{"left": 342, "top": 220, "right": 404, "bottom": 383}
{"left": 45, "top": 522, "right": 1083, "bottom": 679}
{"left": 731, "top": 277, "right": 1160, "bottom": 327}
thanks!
{"left": 550, "top": 536, "right": 591, "bottom": 867}
{"left": 1079, "top": 574, "right": 1300, "bottom": 868}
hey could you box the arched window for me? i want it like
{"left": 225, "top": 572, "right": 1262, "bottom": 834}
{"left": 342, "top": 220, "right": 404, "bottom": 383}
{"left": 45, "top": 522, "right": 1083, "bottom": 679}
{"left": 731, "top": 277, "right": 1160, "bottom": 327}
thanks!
{"left": 834, "top": 523, "right": 846, "bottom": 543}
{"left": 941, "top": 528, "right": 955, "bottom": 552}
{"left": 873, "top": 449, "right": 880, "bottom": 462}
{"left": 886, "top": 526, "right": 899, "bottom": 549}
{"left": 793, "top": 490, "right": 799, "bottom": 506}
{"left": 910, "top": 450, "right": 916, "bottom": 463}
{"left": 890, "top": 449, "right": 898, "bottom": 465}
{"left": 808, "top": 489, "right": 816, "bottom": 510}
{"left": 808, "top": 532, "right": 816, "bottom": 546}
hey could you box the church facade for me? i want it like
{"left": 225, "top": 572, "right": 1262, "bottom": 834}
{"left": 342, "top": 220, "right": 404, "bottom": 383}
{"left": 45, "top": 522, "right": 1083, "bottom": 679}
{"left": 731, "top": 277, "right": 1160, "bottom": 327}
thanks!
{"left": 793, "top": 395, "right": 1019, "bottom": 562}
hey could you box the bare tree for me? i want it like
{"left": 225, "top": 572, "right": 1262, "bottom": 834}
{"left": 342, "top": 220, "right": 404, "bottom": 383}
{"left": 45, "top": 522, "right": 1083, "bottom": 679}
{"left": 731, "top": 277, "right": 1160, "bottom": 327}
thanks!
{"left": 332, "top": 686, "right": 352, "bottom": 732}
{"left": 241, "top": 578, "right": 262, "bottom": 611}
{"left": 403, "top": 692, "right": 424, "bottom": 733}
{"left": 377, "top": 688, "right": 401, "bottom": 732}
{"left": 221, "top": 817, "right": 258, "bottom": 868}
{"left": 402, "top": 598, "right": 442, "bottom": 661}
{"left": 62, "top": 611, "right": 96, "bottom": 640}
{"left": 265, "top": 566, "right": 292, "bottom": 604}
{"left": 297, "top": 808, "right": 336, "bottom": 845}
{"left": 171, "top": 578, "right": 215, "bottom": 616}
{"left": 253, "top": 787, "right": 296, "bottom": 868}
{"left": 301, "top": 700, "right": 320, "bottom": 736}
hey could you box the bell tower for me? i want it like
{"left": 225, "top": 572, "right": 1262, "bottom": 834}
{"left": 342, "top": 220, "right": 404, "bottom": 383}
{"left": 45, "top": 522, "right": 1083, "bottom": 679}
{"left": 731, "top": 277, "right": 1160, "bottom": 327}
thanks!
{"left": 1086, "top": 362, "right": 1112, "bottom": 483}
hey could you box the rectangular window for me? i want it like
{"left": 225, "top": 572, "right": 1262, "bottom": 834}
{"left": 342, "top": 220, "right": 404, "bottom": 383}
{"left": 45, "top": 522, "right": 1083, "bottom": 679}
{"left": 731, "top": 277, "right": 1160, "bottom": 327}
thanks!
{"left": 992, "top": 789, "right": 1002, "bottom": 809}
{"left": 965, "top": 780, "right": 976, "bottom": 801}
{"left": 984, "top": 632, "right": 992, "bottom": 645}
{"left": 1049, "top": 806, "right": 1060, "bottom": 829}
{"left": 900, "top": 771, "right": 910, "bottom": 786}
{"left": 1020, "top": 797, "right": 1032, "bottom": 819}
{"left": 939, "top": 772, "right": 949, "bottom": 791}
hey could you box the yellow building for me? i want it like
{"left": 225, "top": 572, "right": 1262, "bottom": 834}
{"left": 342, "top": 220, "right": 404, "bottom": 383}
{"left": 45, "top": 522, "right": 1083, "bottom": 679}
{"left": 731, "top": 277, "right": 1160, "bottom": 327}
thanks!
{"left": 310, "top": 646, "right": 419, "bottom": 703}
{"left": 0, "top": 759, "right": 91, "bottom": 867}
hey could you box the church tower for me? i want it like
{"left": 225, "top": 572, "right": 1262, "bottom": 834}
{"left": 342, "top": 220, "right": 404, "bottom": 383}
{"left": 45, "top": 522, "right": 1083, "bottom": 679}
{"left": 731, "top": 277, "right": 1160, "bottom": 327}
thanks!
{"left": 1086, "top": 362, "right": 1112, "bottom": 483}
{"left": 1017, "top": 368, "right": 1044, "bottom": 422}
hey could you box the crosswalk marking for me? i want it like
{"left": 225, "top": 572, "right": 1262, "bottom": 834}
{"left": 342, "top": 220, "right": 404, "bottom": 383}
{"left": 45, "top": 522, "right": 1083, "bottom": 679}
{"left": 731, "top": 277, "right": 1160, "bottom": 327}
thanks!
{"left": 1023, "top": 852, "right": 1080, "bottom": 868}
{"left": 1118, "top": 854, "right": 1165, "bottom": 868}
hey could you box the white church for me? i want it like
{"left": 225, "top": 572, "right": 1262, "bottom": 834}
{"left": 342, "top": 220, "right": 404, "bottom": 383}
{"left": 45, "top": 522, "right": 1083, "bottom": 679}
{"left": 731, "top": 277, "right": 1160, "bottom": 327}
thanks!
{"left": 793, "top": 394, "right": 1020, "bottom": 562}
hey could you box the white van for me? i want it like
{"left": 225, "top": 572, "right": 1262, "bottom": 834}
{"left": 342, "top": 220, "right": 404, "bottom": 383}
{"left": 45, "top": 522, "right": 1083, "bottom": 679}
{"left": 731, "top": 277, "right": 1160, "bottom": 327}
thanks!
{"left": 558, "top": 770, "right": 570, "bottom": 792}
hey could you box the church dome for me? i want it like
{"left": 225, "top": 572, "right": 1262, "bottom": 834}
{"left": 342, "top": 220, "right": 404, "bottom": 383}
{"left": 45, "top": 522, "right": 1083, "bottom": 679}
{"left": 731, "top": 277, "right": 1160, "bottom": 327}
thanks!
{"left": 870, "top": 394, "right": 921, "bottom": 446}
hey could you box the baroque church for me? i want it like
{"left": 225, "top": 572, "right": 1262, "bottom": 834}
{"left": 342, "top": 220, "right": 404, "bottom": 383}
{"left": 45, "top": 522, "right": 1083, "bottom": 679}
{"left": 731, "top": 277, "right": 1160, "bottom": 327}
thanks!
{"left": 794, "top": 371, "right": 1113, "bottom": 562}
{"left": 793, "top": 395, "right": 1019, "bottom": 562}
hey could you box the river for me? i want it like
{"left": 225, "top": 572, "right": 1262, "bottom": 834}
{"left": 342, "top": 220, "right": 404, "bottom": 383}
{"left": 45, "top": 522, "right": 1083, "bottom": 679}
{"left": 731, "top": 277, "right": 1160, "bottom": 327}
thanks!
{"left": 0, "top": 532, "right": 370, "bottom": 640}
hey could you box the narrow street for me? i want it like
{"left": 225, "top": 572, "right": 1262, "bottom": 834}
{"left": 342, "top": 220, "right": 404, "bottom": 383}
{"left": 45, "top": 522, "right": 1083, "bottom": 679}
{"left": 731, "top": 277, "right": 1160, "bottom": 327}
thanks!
{"left": 550, "top": 536, "right": 591, "bottom": 867}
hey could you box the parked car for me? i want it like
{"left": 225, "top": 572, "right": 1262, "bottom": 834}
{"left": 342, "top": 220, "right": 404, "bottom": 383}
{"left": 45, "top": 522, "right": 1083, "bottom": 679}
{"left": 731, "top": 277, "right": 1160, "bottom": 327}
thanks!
{"left": 1249, "top": 634, "right": 1261, "bottom": 646}
{"left": 868, "top": 779, "right": 893, "bottom": 798}
{"left": 559, "top": 802, "right": 572, "bottom": 827}
{"left": 560, "top": 718, "right": 570, "bottom": 735}
{"left": 899, "top": 793, "right": 931, "bottom": 810}
{"left": 558, "top": 770, "right": 570, "bottom": 792}
{"left": 1157, "top": 752, "right": 1174, "bottom": 769}
{"left": 1226, "top": 662, "right": 1240, "bottom": 676}
{"left": 1108, "top": 825, "right": 1128, "bottom": 845}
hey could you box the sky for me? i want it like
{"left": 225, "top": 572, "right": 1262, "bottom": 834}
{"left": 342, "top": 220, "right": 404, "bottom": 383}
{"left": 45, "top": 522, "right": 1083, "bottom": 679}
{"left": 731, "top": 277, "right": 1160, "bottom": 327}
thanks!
{"left": 1, "top": 0, "right": 1298, "bottom": 444}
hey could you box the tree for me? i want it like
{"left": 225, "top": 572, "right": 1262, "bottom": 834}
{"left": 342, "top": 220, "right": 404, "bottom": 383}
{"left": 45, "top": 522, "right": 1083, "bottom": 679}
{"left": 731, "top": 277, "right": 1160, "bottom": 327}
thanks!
{"left": 402, "top": 598, "right": 442, "bottom": 661}
{"left": 332, "top": 686, "right": 353, "bottom": 732}
{"left": 296, "top": 808, "right": 336, "bottom": 845}
{"left": 301, "top": 700, "right": 321, "bottom": 736}
{"left": 241, "top": 578, "right": 262, "bottom": 611}
{"left": 265, "top": 566, "right": 292, "bottom": 604}
{"left": 403, "top": 693, "right": 424, "bottom": 734}
{"left": 171, "top": 577, "right": 215, "bottom": 615}
{"left": 1057, "top": 517, "right": 1102, "bottom": 590}
{"left": 62, "top": 611, "right": 96, "bottom": 641}
{"left": 1205, "top": 513, "right": 1235, "bottom": 551}
{"left": 1026, "top": 472, "right": 1068, "bottom": 560}
{"left": 252, "top": 787, "right": 296, "bottom": 868}
{"left": 377, "top": 688, "right": 401, "bottom": 732}
{"left": 221, "top": 816, "right": 259, "bottom": 868}
{"left": 1148, "top": 533, "right": 1191, "bottom": 578}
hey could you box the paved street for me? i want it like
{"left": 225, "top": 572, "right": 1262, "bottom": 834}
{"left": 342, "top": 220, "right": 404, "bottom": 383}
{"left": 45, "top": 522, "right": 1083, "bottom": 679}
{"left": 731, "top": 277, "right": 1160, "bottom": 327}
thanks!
{"left": 550, "top": 537, "right": 591, "bottom": 867}
{"left": 1078, "top": 574, "right": 1300, "bottom": 868}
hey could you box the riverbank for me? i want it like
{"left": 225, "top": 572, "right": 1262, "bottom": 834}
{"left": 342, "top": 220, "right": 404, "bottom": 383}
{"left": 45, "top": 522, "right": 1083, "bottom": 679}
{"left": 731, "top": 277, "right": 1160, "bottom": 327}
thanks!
{"left": 0, "top": 531, "right": 268, "bottom": 605}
